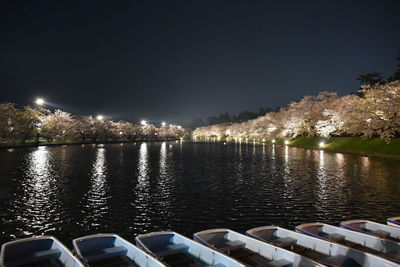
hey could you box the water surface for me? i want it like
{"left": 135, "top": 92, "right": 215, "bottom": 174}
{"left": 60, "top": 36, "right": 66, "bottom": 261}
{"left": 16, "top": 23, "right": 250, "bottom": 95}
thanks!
{"left": 0, "top": 142, "right": 399, "bottom": 247}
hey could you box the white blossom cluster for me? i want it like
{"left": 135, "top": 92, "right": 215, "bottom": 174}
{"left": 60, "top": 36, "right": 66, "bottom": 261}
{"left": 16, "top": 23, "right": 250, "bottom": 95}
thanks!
{"left": 0, "top": 106, "right": 186, "bottom": 143}
{"left": 193, "top": 81, "right": 400, "bottom": 142}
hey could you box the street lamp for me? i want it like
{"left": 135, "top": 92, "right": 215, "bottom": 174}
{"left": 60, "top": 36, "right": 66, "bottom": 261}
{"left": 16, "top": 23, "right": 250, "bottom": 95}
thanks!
{"left": 141, "top": 120, "right": 147, "bottom": 126}
{"left": 96, "top": 115, "right": 104, "bottom": 121}
{"left": 284, "top": 140, "right": 290, "bottom": 145}
{"left": 161, "top": 121, "right": 166, "bottom": 127}
{"left": 35, "top": 98, "right": 45, "bottom": 106}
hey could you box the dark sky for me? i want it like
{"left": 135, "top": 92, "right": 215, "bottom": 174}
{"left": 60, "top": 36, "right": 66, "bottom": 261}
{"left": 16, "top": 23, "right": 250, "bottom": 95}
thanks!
{"left": 1, "top": 0, "right": 399, "bottom": 124}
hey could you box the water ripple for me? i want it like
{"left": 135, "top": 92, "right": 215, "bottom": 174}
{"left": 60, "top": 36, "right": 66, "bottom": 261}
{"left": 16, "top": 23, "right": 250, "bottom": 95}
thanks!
{"left": 1, "top": 142, "right": 400, "bottom": 246}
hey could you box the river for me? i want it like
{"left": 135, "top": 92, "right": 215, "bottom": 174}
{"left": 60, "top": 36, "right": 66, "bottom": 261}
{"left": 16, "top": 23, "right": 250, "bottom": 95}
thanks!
{"left": 1, "top": 141, "right": 399, "bottom": 247}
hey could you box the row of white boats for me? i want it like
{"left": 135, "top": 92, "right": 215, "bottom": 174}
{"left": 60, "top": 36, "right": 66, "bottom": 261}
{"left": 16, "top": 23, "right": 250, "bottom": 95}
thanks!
{"left": 1, "top": 217, "right": 400, "bottom": 267}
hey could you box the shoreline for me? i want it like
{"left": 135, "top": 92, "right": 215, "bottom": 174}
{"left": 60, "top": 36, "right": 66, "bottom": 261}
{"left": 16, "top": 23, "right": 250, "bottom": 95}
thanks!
{"left": 194, "top": 137, "right": 400, "bottom": 160}
{"left": 0, "top": 138, "right": 181, "bottom": 150}
{"left": 286, "top": 137, "right": 400, "bottom": 160}
{"left": 3, "top": 137, "right": 400, "bottom": 160}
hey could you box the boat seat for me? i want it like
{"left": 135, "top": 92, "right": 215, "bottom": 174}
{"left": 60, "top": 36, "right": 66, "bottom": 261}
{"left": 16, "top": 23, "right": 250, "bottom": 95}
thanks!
{"left": 267, "top": 258, "right": 292, "bottom": 267}
{"left": 207, "top": 235, "right": 224, "bottom": 246}
{"left": 103, "top": 246, "right": 128, "bottom": 255}
{"left": 371, "top": 230, "right": 390, "bottom": 238}
{"left": 33, "top": 248, "right": 62, "bottom": 259}
{"left": 85, "top": 246, "right": 127, "bottom": 262}
{"left": 217, "top": 240, "right": 245, "bottom": 252}
{"left": 320, "top": 255, "right": 360, "bottom": 267}
{"left": 272, "top": 237, "right": 296, "bottom": 249}
{"left": 5, "top": 249, "right": 62, "bottom": 266}
{"left": 225, "top": 240, "right": 245, "bottom": 247}
{"left": 328, "top": 233, "right": 345, "bottom": 242}
{"left": 378, "top": 250, "right": 400, "bottom": 262}
{"left": 157, "top": 243, "right": 189, "bottom": 257}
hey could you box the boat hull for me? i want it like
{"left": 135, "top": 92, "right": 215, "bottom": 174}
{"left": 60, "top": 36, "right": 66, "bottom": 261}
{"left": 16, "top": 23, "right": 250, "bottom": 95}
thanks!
{"left": 136, "top": 231, "right": 244, "bottom": 267}
{"left": 194, "top": 228, "right": 324, "bottom": 267}
{"left": 246, "top": 225, "right": 398, "bottom": 267}
{"left": 73, "top": 233, "right": 165, "bottom": 267}
{"left": 1, "top": 236, "right": 84, "bottom": 267}
{"left": 388, "top": 217, "right": 400, "bottom": 228}
{"left": 296, "top": 222, "right": 400, "bottom": 263}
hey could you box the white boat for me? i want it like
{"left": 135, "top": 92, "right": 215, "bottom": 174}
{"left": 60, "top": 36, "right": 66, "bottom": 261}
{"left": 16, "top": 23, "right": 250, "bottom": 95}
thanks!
{"left": 1, "top": 236, "right": 84, "bottom": 267}
{"left": 72, "top": 233, "right": 165, "bottom": 267}
{"left": 135, "top": 231, "right": 244, "bottom": 267}
{"left": 296, "top": 222, "right": 400, "bottom": 263}
{"left": 246, "top": 226, "right": 398, "bottom": 267}
{"left": 193, "top": 228, "right": 324, "bottom": 267}
{"left": 388, "top": 217, "right": 400, "bottom": 228}
{"left": 341, "top": 220, "right": 400, "bottom": 242}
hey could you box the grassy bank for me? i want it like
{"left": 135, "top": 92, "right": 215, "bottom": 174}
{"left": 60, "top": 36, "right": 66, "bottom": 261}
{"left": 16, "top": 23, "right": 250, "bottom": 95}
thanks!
{"left": 0, "top": 138, "right": 180, "bottom": 149}
{"left": 284, "top": 137, "right": 400, "bottom": 160}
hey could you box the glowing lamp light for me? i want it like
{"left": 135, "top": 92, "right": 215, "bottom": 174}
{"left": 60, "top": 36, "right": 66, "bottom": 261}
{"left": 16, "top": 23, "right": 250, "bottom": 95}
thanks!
{"left": 272, "top": 139, "right": 276, "bottom": 143}
{"left": 119, "top": 131, "right": 123, "bottom": 135}
{"left": 262, "top": 139, "right": 266, "bottom": 142}
{"left": 319, "top": 141, "right": 325, "bottom": 148}
{"left": 141, "top": 120, "right": 147, "bottom": 126}
{"left": 96, "top": 115, "right": 104, "bottom": 121}
{"left": 35, "top": 98, "right": 45, "bottom": 106}
{"left": 284, "top": 140, "right": 290, "bottom": 145}
{"left": 161, "top": 121, "right": 166, "bottom": 126}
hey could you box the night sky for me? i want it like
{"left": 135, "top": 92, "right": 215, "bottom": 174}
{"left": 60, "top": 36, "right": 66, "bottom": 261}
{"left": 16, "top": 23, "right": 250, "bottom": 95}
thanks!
{"left": 1, "top": 0, "right": 399, "bottom": 124}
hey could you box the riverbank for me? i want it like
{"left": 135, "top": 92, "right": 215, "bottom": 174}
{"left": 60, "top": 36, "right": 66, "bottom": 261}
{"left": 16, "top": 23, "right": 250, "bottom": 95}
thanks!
{"left": 282, "top": 137, "right": 400, "bottom": 160}
{"left": 0, "top": 138, "right": 181, "bottom": 149}
{"left": 193, "top": 136, "right": 400, "bottom": 160}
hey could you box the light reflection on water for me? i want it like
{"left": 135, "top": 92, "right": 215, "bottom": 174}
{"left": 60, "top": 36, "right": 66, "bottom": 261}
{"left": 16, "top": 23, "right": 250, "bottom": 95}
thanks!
{"left": 1, "top": 142, "right": 400, "bottom": 247}
{"left": 156, "top": 142, "right": 174, "bottom": 227}
{"left": 6, "top": 146, "right": 62, "bottom": 237}
{"left": 83, "top": 147, "right": 109, "bottom": 228}
{"left": 22, "top": 146, "right": 55, "bottom": 233}
{"left": 133, "top": 143, "right": 151, "bottom": 224}
{"left": 138, "top": 143, "right": 149, "bottom": 184}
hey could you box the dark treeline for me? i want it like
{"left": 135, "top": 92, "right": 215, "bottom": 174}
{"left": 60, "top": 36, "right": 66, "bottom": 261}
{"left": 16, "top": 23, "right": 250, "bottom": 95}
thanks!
{"left": 357, "top": 51, "right": 400, "bottom": 86}
{"left": 186, "top": 107, "right": 276, "bottom": 129}
{"left": 187, "top": 51, "right": 400, "bottom": 130}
